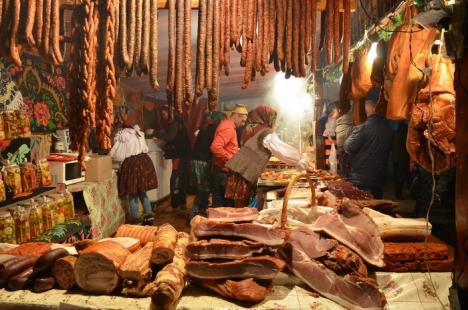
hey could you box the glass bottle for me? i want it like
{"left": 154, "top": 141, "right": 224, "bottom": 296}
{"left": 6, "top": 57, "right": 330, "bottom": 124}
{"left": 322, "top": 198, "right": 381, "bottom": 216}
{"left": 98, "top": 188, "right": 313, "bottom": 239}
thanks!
{"left": 0, "top": 211, "right": 16, "bottom": 244}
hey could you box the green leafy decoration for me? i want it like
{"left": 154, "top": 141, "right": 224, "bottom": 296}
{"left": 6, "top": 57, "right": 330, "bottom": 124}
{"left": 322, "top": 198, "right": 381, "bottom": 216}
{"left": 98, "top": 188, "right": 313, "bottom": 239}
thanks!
{"left": 323, "top": 63, "right": 343, "bottom": 83}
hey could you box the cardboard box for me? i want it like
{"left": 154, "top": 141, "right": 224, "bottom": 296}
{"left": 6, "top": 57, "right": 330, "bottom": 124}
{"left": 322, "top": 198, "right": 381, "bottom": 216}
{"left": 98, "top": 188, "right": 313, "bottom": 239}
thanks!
{"left": 85, "top": 155, "right": 113, "bottom": 182}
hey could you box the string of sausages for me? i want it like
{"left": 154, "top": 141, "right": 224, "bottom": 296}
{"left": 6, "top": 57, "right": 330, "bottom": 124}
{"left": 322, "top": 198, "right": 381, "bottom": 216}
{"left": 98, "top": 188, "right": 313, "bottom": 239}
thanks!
{"left": 96, "top": 0, "right": 117, "bottom": 150}
{"left": 191, "top": 0, "right": 351, "bottom": 90}
{"left": 114, "top": 0, "right": 159, "bottom": 90}
{"left": 0, "top": 0, "right": 63, "bottom": 66}
{"left": 67, "top": 0, "right": 120, "bottom": 167}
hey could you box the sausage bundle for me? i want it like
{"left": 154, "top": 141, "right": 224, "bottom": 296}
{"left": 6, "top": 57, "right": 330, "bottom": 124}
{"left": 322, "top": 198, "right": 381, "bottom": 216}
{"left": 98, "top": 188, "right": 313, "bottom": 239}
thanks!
{"left": 69, "top": 0, "right": 118, "bottom": 166}
{"left": 114, "top": 0, "right": 159, "bottom": 89}
{"left": 0, "top": 0, "right": 64, "bottom": 66}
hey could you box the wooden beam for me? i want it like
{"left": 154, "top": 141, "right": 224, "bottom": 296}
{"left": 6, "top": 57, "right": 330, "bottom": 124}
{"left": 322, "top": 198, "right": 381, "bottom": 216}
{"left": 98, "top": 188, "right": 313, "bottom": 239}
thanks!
{"left": 455, "top": 52, "right": 468, "bottom": 290}
{"left": 61, "top": 0, "right": 355, "bottom": 11}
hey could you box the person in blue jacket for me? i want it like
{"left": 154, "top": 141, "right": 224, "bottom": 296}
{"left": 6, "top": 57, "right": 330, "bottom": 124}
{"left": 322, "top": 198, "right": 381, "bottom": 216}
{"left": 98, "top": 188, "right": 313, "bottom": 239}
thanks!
{"left": 344, "top": 88, "right": 393, "bottom": 199}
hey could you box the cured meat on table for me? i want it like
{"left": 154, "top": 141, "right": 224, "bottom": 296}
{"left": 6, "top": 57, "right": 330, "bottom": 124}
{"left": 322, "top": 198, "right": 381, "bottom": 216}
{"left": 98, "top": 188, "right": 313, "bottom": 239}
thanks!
{"left": 383, "top": 242, "right": 453, "bottom": 272}
{"left": 149, "top": 232, "right": 190, "bottom": 310}
{"left": 151, "top": 223, "right": 178, "bottom": 265}
{"left": 116, "top": 224, "right": 159, "bottom": 244}
{"left": 193, "top": 278, "right": 273, "bottom": 303}
{"left": 187, "top": 256, "right": 285, "bottom": 280}
{"left": 119, "top": 242, "right": 153, "bottom": 296}
{"left": 186, "top": 239, "right": 265, "bottom": 260}
{"left": 313, "top": 201, "right": 385, "bottom": 267}
{"left": 363, "top": 208, "right": 431, "bottom": 240}
{"left": 191, "top": 215, "right": 286, "bottom": 246}
{"left": 278, "top": 227, "right": 387, "bottom": 310}
{"left": 74, "top": 240, "right": 130, "bottom": 294}
{"left": 207, "top": 207, "right": 259, "bottom": 222}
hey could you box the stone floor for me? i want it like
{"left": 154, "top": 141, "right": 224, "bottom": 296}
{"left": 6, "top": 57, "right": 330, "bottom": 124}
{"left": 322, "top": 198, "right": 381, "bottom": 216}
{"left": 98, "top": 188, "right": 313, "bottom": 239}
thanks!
{"left": 153, "top": 196, "right": 194, "bottom": 233}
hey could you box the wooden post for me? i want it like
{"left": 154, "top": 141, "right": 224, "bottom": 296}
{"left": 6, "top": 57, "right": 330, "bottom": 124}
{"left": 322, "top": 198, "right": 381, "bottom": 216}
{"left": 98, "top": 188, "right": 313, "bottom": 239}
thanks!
{"left": 455, "top": 53, "right": 468, "bottom": 290}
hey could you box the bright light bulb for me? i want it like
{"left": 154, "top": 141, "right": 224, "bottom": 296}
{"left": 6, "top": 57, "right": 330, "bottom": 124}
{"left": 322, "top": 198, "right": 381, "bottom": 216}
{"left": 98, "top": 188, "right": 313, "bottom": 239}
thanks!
{"left": 367, "top": 42, "right": 378, "bottom": 65}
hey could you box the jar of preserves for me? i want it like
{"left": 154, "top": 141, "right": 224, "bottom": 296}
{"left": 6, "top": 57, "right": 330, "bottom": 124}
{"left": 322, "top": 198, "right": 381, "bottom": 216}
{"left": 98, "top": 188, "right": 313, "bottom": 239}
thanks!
{"left": 48, "top": 194, "right": 65, "bottom": 224}
{"left": 38, "top": 196, "right": 55, "bottom": 231}
{"left": 0, "top": 178, "right": 6, "bottom": 202}
{"left": 0, "top": 114, "right": 5, "bottom": 141}
{"left": 13, "top": 206, "right": 30, "bottom": 244}
{"left": 2, "top": 162, "right": 22, "bottom": 196}
{"left": 20, "top": 161, "right": 38, "bottom": 193}
{"left": 22, "top": 199, "right": 43, "bottom": 238}
{"left": 56, "top": 183, "right": 75, "bottom": 220}
{"left": 16, "top": 109, "right": 31, "bottom": 137}
{"left": 0, "top": 211, "right": 16, "bottom": 244}
{"left": 3, "top": 111, "right": 18, "bottom": 139}
{"left": 38, "top": 159, "right": 52, "bottom": 186}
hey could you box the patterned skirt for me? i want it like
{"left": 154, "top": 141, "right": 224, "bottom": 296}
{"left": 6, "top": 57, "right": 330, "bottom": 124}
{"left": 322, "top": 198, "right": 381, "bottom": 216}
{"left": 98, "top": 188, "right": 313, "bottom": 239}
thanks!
{"left": 225, "top": 172, "right": 252, "bottom": 201}
{"left": 190, "top": 160, "right": 211, "bottom": 192}
{"left": 118, "top": 153, "right": 158, "bottom": 196}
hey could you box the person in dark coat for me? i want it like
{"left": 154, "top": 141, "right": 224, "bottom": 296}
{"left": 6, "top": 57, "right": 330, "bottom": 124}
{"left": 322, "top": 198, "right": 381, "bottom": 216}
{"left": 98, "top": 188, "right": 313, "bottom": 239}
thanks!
{"left": 189, "top": 111, "right": 226, "bottom": 220}
{"left": 344, "top": 89, "right": 393, "bottom": 199}
{"left": 155, "top": 107, "right": 190, "bottom": 212}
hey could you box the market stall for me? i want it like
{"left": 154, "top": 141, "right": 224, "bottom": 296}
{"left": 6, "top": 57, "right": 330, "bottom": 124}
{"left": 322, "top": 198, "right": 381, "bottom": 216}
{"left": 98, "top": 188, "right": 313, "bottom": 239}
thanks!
{"left": 0, "top": 0, "right": 466, "bottom": 309}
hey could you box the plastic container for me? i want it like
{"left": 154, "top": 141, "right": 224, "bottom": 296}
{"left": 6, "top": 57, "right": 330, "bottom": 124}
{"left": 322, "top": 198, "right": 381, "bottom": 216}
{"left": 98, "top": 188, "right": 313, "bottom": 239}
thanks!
{"left": 38, "top": 196, "right": 55, "bottom": 231}
{"left": 0, "top": 211, "right": 16, "bottom": 244}
{"left": 13, "top": 206, "right": 30, "bottom": 244}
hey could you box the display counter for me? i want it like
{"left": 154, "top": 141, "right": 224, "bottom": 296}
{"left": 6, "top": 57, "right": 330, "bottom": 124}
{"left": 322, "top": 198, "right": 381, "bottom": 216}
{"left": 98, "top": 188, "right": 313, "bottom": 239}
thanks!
{"left": 146, "top": 139, "right": 171, "bottom": 202}
{"left": 0, "top": 272, "right": 452, "bottom": 309}
{"left": 69, "top": 176, "right": 125, "bottom": 239}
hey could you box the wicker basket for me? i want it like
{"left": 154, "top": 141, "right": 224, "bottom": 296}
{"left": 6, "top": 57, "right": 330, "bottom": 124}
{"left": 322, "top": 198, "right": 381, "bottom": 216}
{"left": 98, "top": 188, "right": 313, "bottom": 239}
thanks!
{"left": 280, "top": 172, "right": 316, "bottom": 229}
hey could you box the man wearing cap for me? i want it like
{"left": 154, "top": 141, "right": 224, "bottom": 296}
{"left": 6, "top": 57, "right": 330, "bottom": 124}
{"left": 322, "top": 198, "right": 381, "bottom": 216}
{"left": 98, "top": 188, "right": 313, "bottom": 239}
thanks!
{"left": 210, "top": 104, "right": 248, "bottom": 207}
{"left": 344, "top": 88, "right": 393, "bottom": 199}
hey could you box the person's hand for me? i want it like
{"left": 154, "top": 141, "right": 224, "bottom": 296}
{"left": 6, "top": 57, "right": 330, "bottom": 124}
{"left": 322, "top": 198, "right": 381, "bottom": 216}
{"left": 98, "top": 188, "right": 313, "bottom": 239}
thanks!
{"left": 296, "top": 159, "right": 309, "bottom": 172}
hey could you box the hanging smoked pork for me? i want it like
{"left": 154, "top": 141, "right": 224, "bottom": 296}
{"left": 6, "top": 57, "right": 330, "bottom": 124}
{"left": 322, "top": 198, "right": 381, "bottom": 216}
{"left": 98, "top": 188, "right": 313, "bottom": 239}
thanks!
{"left": 384, "top": 6, "right": 438, "bottom": 120}
{"left": 349, "top": 47, "right": 373, "bottom": 101}
{"left": 406, "top": 51, "right": 456, "bottom": 174}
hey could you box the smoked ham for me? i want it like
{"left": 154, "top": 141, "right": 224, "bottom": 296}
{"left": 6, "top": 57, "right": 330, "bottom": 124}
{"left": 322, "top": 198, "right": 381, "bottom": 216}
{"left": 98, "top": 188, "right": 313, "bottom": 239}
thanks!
{"left": 407, "top": 94, "right": 456, "bottom": 174}
{"left": 278, "top": 229, "right": 387, "bottom": 310}
{"left": 313, "top": 201, "right": 385, "bottom": 267}
{"left": 53, "top": 256, "right": 77, "bottom": 290}
{"left": 119, "top": 242, "right": 153, "bottom": 296}
{"left": 187, "top": 256, "right": 285, "bottom": 280}
{"left": 193, "top": 278, "right": 273, "bottom": 303}
{"left": 151, "top": 224, "right": 178, "bottom": 265}
{"left": 384, "top": 7, "right": 438, "bottom": 120}
{"left": 74, "top": 240, "right": 130, "bottom": 294}
{"left": 116, "top": 224, "right": 159, "bottom": 244}
{"left": 191, "top": 215, "right": 286, "bottom": 246}
{"left": 350, "top": 48, "right": 373, "bottom": 100}
{"left": 149, "top": 232, "right": 190, "bottom": 309}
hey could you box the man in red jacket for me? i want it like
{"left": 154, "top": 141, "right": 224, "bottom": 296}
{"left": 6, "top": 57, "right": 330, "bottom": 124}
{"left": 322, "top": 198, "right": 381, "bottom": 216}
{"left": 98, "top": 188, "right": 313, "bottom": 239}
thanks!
{"left": 210, "top": 104, "right": 248, "bottom": 207}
